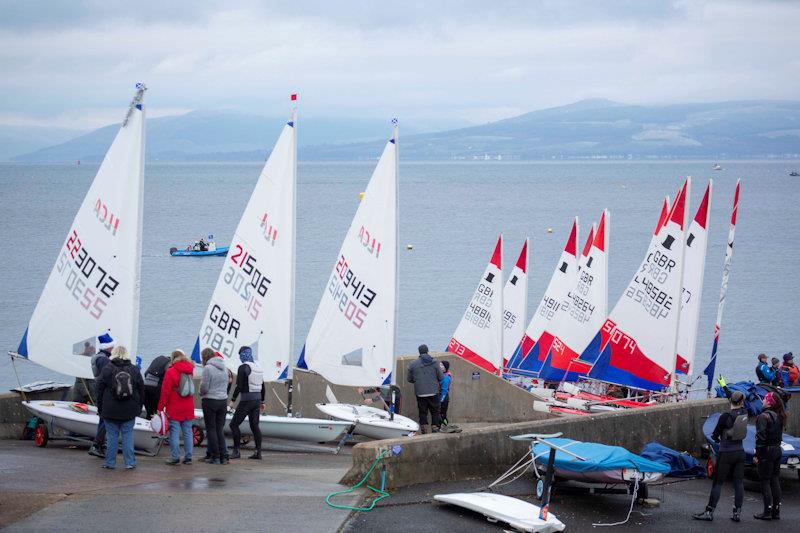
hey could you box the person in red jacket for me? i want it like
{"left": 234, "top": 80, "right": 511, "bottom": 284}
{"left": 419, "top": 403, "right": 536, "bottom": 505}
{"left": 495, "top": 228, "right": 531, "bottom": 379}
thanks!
{"left": 158, "top": 350, "right": 196, "bottom": 465}
{"left": 780, "top": 353, "right": 799, "bottom": 386}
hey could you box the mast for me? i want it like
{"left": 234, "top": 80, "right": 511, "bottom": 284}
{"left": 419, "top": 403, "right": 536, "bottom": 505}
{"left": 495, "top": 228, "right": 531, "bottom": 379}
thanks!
{"left": 129, "top": 83, "right": 146, "bottom": 362}
{"left": 497, "top": 233, "right": 504, "bottom": 376}
{"left": 390, "top": 119, "right": 399, "bottom": 417}
{"left": 668, "top": 177, "right": 691, "bottom": 392}
{"left": 287, "top": 94, "right": 298, "bottom": 414}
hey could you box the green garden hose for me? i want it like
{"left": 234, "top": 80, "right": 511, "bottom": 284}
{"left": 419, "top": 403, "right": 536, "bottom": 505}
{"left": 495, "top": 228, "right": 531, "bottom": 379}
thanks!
{"left": 326, "top": 449, "right": 390, "bottom": 512}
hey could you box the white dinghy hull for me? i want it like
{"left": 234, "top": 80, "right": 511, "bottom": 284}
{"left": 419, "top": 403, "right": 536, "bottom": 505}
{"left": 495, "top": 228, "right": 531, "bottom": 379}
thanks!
{"left": 434, "top": 492, "right": 565, "bottom": 533}
{"left": 192, "top": 409, "right": 351, "bottom": 443}
{"left": 24, "top": 400, "right": 158, "bottom": 452}
{"left": 316, "top": 403, "right": 418, "bottom": 440}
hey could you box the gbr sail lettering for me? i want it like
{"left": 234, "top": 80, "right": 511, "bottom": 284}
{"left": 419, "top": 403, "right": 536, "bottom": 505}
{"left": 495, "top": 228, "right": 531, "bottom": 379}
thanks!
{"left": 625, "top": 250, "right": 675, "bottom": 319}
{"left": 465, "top": 283, "right": 493, "bottom": 329}
{"left": 327, "top": 254, "right": 377, "bottom": 329}
{"left": 56, "top": 229, "right": 119, "bottom": 319}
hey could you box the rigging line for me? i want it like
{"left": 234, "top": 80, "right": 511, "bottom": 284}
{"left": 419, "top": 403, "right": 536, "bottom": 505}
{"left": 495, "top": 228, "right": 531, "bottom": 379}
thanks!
{"left": 9, "top": 354, "right": 29, "bottom": 404}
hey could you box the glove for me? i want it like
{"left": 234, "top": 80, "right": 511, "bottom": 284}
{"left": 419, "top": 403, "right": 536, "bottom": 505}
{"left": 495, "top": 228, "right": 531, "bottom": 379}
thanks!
{"left": 717, "top": 375, "right": 727, "bottom": 388}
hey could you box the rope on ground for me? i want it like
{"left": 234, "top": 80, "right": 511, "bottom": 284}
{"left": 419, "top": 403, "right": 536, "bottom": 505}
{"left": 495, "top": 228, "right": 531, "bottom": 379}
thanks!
{"left": 592, "top": 476, "right": 640, "bottom": 527}
{"left": 326, "top": 449, "right": 390, "bottom": 512}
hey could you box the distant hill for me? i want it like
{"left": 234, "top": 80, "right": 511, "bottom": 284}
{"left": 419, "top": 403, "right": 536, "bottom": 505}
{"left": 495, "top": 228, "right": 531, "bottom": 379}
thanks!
{"left": 13, "top": 100, "right": 800, "bottom": 162}
{"left": 12, "top": 109, "right": 452, "bottom": 162}
{"left": 0, "top": 125, "right": 86, "bottom": 161}
{"left": 303, "top": 99, "right": 800, "bottom": 160}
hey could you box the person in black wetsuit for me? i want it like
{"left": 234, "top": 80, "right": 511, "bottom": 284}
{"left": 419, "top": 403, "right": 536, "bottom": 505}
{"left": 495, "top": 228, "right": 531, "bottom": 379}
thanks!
{"left": 228, "top": 346, "right": 265, "bottom": 460}
{"left": 753, "top": 392, "right": 786, "bottom": 520}
{"left": 693, "top": 390, "right": 748, "bottom": 522}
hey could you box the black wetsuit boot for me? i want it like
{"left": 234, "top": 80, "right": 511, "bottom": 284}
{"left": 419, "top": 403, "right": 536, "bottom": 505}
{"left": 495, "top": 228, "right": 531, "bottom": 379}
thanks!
{"left": 692, "top": 507, "right": 714, "bottom": 521}
{"left": 732, "top": 507, "right": 741, "bottom": 522}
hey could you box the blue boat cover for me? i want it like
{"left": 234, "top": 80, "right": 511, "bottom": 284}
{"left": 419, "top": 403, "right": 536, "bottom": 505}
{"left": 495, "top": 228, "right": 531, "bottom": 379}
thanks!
{"left": 703, "top": 412, "right": 800, "bottom": 464}
{"left": 531, "top": 438, "right": 670, "bottom": 474}
{"left": 715, "top": 381, "right": 763, "bottom": 416}
{"left": 640, "top": 442, "right": 705, "bottom": 478}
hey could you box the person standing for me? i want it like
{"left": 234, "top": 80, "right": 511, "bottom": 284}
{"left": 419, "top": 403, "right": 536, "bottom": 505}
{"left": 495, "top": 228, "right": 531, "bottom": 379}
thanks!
{"left": 755, "top": 353, "right": 774, "bottom": 384}
{"left": 770, "top": 358, "right": 783, "bottom": 386}
{"left": 439, "top": 361, "right": 452, "bottom": 426}
{"left": 87, "top": 332, "right": 114, "bottom": 458}
{"left": 158, "top": 350, "right": 196, "bottom": 466}
{"left": 406, "top": 344, "right": 444, "bottom": 434}
{"left": 753, "top": 392, "right": 786, "bottom": 520}
{"left": 228, "top": 347, "right": 265, "bottom": 460}
{"left": 200, "top": 348, "right": 229, "bottom": 464}
{"left": 780, "top": 353, "right": 798, "bottom": 386}
{"left": 142, "top": 354, "right": 170, "bottom": 418}
{"left": 95, "top": 345, "right": 144, "bottom": 470}
{"left": 692, "top": 391, "right": 748, "bottom": 522}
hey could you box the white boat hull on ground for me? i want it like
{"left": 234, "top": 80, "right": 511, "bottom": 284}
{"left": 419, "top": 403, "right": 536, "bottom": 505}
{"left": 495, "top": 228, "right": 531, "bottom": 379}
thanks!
{"left": 549, "top": 467, "right": 664, "bottom": 485}
{"left": 192, "top": 409, "right": 352, "bottom": 443}
{"left": 315, "top": 403, "right": 419, "bottom": 440}
{"left": 434, "top": 492, "right": 565, "bottom": 533}
{"left": 23, "top": 400, "right": 159, "bottom": 452}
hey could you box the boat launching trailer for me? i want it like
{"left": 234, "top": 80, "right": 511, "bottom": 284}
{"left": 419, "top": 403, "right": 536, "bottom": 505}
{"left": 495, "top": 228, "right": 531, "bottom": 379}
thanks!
{"left": 434, "top": 432, "right": 669, "bottom": 532}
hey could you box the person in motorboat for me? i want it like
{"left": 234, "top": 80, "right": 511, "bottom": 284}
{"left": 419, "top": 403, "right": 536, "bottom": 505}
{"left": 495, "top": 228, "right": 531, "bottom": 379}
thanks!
{"left": 228, "top": 346, "right": 265, "bottom": 460}
{"left": 753, "top": 392, "right": 787, "bottom": 520}
{"left": 770, "top": 358, "right": 783, "bottom": 386}
{"left": 200, "top": 348, "right": 230, "bottom": 465}
{"left": 780, "top": 352, "right": 798, "bottom": 386}
{"left": 95, "top": 345, "right": 144, "bottom": 470}
{"left": 755, "top": 353, "right": 775, "bottom": 384}
{"left": 439, "top": 361, "right": 452, "bottom": 426}
{"left": 406, "top": 344, "right": 444, "bottom": 434}
{"left": 357, "top": 384, "right": 403, "bottom": 414}
{"left": 142, "top": 354, "right": 170, "bottom": 419}
{"left": 87, "top": 332, "right": 115, "bottom": 458}
{"left": 198, "top": 237, "right": 208, "bottom": 252}
{"left": 158, "top": 350, "right": 196, "bottom": 466}
{"left": 693, "top": 390, "right": 748, "bottom": 522}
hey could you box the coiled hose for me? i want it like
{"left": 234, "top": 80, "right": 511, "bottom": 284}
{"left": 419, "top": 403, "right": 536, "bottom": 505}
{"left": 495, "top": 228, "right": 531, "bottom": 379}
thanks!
{"left": 326, "top": 449, "right": 390, "bottom": 512}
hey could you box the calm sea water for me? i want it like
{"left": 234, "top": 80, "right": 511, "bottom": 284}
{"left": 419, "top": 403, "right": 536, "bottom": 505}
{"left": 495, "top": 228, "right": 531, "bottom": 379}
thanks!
{"left": 1, "top": 160, "right": 798, "bottom": 390}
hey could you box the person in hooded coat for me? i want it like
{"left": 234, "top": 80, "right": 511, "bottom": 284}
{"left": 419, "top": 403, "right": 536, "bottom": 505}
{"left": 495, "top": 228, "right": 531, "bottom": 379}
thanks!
{"left": 87, "top": 331, "right": 115, "bottom": 458}
{"left": 228, "top": 346, "right": 265, "bottom": 460}
{"left": 158, "top": 350, "right": 196, "bottom": 465}
{"left": 95, "top": 345, "right": 144, "bottom": 470}
{"left": 200, "top": 348, "right": 230, "bottom": 464}
{"left": 406, "top": 344, "right": 444, "bottom": 434}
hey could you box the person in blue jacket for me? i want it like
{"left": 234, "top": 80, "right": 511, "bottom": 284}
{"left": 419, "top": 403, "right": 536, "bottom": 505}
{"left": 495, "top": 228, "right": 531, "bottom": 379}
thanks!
{"left": 756, "top": 353, "right": 776, "bottom": 384}
{"left": 439, "top": 361, "right": 452, "bottom": 426}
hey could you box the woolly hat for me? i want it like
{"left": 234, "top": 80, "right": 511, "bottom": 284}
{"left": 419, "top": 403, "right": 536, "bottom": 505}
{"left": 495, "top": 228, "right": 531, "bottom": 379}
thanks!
{"left": 98, "top": 332, "right": 114, "bottom": 350}
{"left": 784, "top": 352, "right": 794, "bottom": 363}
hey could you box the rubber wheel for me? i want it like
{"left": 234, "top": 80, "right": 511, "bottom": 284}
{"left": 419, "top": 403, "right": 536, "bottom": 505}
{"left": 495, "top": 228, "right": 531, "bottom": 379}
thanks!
{"left": 34, "top": 422, "right": 48, "bottom": 447}
{"left": 192, "top": 426, "right": 205, "bottom": 447}
{"left": 536, "top": 478, "right": 544, "bottom": 500}
{"left": 706, "top": 455, "right": 715, "bottom": 478}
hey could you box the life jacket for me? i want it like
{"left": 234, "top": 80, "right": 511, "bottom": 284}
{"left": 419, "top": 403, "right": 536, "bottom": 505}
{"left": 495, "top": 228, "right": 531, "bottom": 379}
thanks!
{"left": 761, "top": 410, "right": 783, "bottom": 446}
{"left": 245, "top": 361, "right": 263, "bottom": 392}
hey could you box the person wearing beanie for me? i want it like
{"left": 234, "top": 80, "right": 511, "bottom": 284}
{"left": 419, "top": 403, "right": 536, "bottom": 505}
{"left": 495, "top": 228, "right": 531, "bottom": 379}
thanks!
{"left": 200, "top": 348, "right": 230, "bottom": 464}
{"left": 158, "top": 350, "right": 196, "bottom": 465}
{"left": 438, "top": 361, "right": 452, "bottom": 426}
{"left": 86, "top": 331, "right": 115, "bottom": 458}
{"left": 780, "top": 352, "right": 798, "bottom": 386}
{"left": 693, "top": 390, "right": 748, "bottom": 522}
{"left": 755, "top": 353, "right": 775, "bottom": 384}
{"left": 228, "top": 346, "right": 265, "bottom": 460}
{"left": 95, "top": 345, "right": 144, "bottom": 470}
{"left": 754, "top": 392, "right": 787, "bottom": 520}
{"left": 406, "top": 344, "right": 444, "bottom": 434}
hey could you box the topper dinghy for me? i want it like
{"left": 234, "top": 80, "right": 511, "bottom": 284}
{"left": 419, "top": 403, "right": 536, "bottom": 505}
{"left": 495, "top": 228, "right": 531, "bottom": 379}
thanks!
{"left": 192, "top": 408, "right": 351, "bottom": 443}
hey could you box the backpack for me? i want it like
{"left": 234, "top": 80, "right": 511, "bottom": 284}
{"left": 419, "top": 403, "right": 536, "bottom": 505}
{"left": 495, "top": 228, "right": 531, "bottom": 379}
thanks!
{"left": 177, "top": 372, "right": 195, "bottom": 398}
{"left": 724, "top": 413, "right": 748, "bottom": 441}
{"left": 112, "top": 366, "right": 134, "bottom": 400}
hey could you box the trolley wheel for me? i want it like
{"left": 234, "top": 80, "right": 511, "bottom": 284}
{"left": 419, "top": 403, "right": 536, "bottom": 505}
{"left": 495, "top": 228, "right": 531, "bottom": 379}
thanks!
{"left": 34, "top": 422, "right": 49, "bottom": 447}
{"left": 536, "top": 478, "right": 544, "bottom": 500}
{"left": 706, "top": 455, "right": 715, "bottom": 478}
{"left": 192, "top": 426, "right": 205, "bottom": 447}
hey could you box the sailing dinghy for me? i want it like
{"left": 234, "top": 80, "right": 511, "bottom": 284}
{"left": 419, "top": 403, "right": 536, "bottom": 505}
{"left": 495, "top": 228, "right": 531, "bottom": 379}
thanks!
{"left": 506, "top": 219, "right": 579, "bottom": 377}
{"left": 9, "top": 85, "right": 158, "bottom": 452}
{"left": 298, "top": 123, "right": 419, "bottom": 439}
{"left": 190, "top": 100, "right": 351, "bottom": 444}
{"left": 502, "top": 239, "right": 529, "bottom": 368}
{"left": 447, "top": 235, "right": 504, "bottom": 373}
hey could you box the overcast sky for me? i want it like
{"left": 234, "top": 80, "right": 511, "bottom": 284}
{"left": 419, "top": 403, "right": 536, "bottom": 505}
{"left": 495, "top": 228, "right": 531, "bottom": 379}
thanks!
{"left": 1, "top": 0, "right": 798, "bottom": 129}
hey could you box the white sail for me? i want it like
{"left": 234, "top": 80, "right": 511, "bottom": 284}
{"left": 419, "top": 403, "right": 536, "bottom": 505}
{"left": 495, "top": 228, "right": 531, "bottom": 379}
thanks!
{"left": 675, "top": 181, "right": 712, "bottom": 377}
{"left": 448, "top": 236, "right": 504, "bottom": 373}
{"left": 539, "top": 211, "right": 609, "bottom": 382}
{"left": 192, "top": 111, "right": 297, "bottom": 380}
{"left": 298, "top": 130, "right": 398, "bottom": 387}
{"left": 502, "top": 239, "right": 528, "bottom": 366}
{"left": 16, "top": 85, "right": 147, "bottom": 378}
{"left": 506, "top": 219, "right": 578, "bottom": 376}
{"left": 588, "top": 179, "right": 691, "bottom": 391}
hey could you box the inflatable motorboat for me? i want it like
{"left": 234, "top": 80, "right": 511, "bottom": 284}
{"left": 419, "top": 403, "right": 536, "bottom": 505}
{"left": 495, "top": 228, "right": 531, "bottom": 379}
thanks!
{"left": 170, "top": 246, "right": 228, "bottom": 257}
{"left": 192, "top": 409, "right": 352, "bottom": 443}
{"left": 315, "top": 403, "right": 419, "bottom": 440}
{"left": 23, "top": 400, "right": 159, "bottom": 453}
{"left": 703, "top": 412, "right": 800, "bottom": 478}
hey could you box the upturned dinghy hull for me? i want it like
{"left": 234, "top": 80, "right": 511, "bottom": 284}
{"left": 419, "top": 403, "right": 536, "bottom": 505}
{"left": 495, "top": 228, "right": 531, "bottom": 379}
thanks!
{"left": 434, "top": 493, "right": 565, "bottom": 533}
{"left": 316, "top": 403, "right": 418, "bottom": 440}
{"left": 24, "top": 400, "right": 159, "bottom": 452}
{"left": 192, "top": 409, "right": 351, "bottom": 443}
